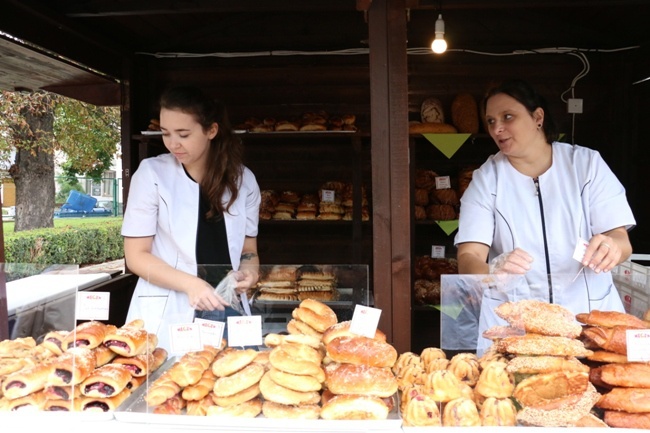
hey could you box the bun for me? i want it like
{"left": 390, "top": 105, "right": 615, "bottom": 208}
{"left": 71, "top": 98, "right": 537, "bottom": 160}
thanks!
{"left": 168, "top": 346, "right": 219, "bottom": 387}
{"left": 513, "top": 371, "right": 589, "bottom": 410}
{"left": 604, "top": 410, "right": 650, "bottom": 429}
{"left": 182, "top": 368, "right": 216, "bottom": 401}
{"left": 48, "top": 347, "right": 97, "bottom": 386}
{"left": 80, "top": 363, "right": 132, "bottom": 398}
{"left": 292, "top": 299, "right": 337, "bottom": 333}
{"left": 213, "top": 363, "right": 265, "bottom": 398}
{"left": 324, "top": 363, "right": 398, "bottom": 398}
{"left": 262, "top": 400, "right": 321, "bottom": 419}
{"left": 211, "top": 382, "right": 260, "bottom": 407}
{"left": 259, "top": 371, "right": 320, "bottom": 405}
{"left": 206, "top": 396, "right": 262, "bottom": 418}
{"left": 212, "top": 348, "right": 258, "bottom": 378}
{"left": 325, "top": 336, "right": 397, "bottom": 368}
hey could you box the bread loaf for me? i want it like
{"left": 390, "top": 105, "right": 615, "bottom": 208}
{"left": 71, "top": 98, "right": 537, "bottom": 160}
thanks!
{"left": 420, "top": 97, "right": 445, "bottom": 123}
{"left": 451, "top": 93, "right": 479, "bottom": 134}
{"left": 409, "top": 122, "right": 457, "bottom": 134}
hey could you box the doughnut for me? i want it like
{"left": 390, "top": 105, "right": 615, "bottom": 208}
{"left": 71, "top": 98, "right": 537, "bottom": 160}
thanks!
{"left": 324, "top": 362, "right": 397, "bottom": 398}
{"left": 212, "top": 363, "right": 264, "bottom": 398}
{"left": 268, "top": 344, "right": 323, "bottom": 376}
{"left": 320, "top": 393, "right": 390, "bottom": 420}
{"left": 259, "top": 371, "right": 320, "bottom": 405}
{"left": 211, "top": 348, "right": 258, "bottom": 377}
{"left": 262, "top": 400, "right": 321, "bottom": 419}
{"left": 211, "top": 383, "right": 260, "bottom": 407}
{"left": 292, "top": 300, "right": 337, "bottom": 333}
{"left": 268, "top": 366, "right": 323, "bottom": 392}
{"left": 287, "top": 319, "right": 323, "bottom": 338}
{"left": 325, "top": 335, "right": 397, "bottom": 368}
{"left": 206, "top": 396, "right": 262, "bottom": 418}
{"left": 513, "top": 371, "right": 589, "bottom": 410}
{"left": 322, "top": 320, "right": 387, "bottom": 346}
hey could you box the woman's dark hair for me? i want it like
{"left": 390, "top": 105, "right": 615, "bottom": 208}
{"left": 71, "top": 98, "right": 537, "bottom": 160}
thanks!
{"left": 159, "top": 85, "right": 243, "bottom": 219}
{"left": 483, "top": 79, "right": 559, "bottom": 144}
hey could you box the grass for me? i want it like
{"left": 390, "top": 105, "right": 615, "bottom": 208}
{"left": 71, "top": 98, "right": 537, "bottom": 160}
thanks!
{"left": 2, "top": 216, "right": 123, "bottom": 239}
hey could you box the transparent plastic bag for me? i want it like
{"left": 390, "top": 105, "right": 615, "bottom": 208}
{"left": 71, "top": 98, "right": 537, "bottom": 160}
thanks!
{"left": 213, "top": 272, "right": 244, "bottom": 315}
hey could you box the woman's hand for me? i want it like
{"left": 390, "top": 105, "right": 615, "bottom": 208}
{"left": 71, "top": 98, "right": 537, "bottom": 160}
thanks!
{"left": 584, "top": 229, "right": 631, "bottom": 273}
{"left": 186, "top": 279, "right": 229, "bottom": 311}
{"left": 489, "top": 248, "right": 534, "bottom": 274}
{"left": 231, "top": 270, "right": 259, "bottom": 295}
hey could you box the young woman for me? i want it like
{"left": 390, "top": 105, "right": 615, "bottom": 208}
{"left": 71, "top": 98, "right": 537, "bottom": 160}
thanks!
{"left": 121, "top": 85, "right": 260, "bottom": 351}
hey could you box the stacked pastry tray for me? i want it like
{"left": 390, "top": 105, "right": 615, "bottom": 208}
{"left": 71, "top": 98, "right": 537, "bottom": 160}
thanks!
{"left": 114, "top": 356, "right": 402, "bottom": 431}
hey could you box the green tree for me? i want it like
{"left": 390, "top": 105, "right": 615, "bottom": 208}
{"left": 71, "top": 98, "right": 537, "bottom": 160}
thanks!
{"left": 0, "top": 90, "right": 119, "bottom": 232}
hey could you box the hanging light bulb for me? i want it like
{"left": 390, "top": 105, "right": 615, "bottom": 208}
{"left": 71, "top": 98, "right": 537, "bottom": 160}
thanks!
{"left": 431, "top": 14, "right": 447, "bottom": 54}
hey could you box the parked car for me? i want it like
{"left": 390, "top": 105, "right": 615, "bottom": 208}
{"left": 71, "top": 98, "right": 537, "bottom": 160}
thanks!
{"left": 54, "top": 191, "right": 113, "bottom": 218}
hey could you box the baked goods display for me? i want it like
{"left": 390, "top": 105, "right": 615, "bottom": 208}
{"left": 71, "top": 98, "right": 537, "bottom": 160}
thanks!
{"left": 451, "top": 93, "right": 480, "bottom": 134}
{"left": 413, "top": 255, "right": 458, "bottom": 305}
{"left": 235, "top": 111, "right": 358, "bottom": 133}
{"left": 259, "top": 180, "right": 370, "bottom": 222}
{"left": 0, "top": 320, "right": 168, "bottom": 412}
{"left": 414, "top": 168, "right": 470, "bottom": 222}
{"left": 253, "top": 265, "right": 341, "bottom": 304}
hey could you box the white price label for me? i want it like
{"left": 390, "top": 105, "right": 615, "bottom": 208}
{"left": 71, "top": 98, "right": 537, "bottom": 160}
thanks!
{"left": 75, "top": 291, "right": 110, "bottom": 321}
{"left": 431, "top": 245, "right": 446, "bottom": 258}
{"left": 435, "top": 176, "right": 451, "bottom": 189}
{"left": 227, "top": 315, "right": 263, "bottom": 347}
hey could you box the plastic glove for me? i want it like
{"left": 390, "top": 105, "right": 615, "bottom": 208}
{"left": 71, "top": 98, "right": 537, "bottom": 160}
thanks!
{"left": 488, "top": 248, "right": 533, "bottom": 274}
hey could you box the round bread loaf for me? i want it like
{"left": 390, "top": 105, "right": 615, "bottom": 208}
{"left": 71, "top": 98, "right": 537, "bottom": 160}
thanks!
{"left": 420, "top": 97, "right": 445, "bottom": 123}
{"left": 409, "top": 122, "right": 457, "bottom": 134}
{"left": 325, "top": 335, "right": 397, "bottom": 368}
{"left": 286, "top": 319, "right": 323, "bottom": 338}
{"left": 320, "top": 392, "right": 390, "bottom": 420}
{"left": 210, "top": 383, "right": 260, "bottom": 407}
{"left": 324, "top": 363, "right": 397, "bottom": 398}
{"left": 268, "top": 344, "right": 323, "bottom": 376}
{"left": 268, "top": 367, "right": 323, "bottom": 392}
{"left": 451, "top": 93, "right": 479, "bottom": 134}
{"left": 322, "top": 320, "right": 387, "bottom": 345}
{"left": 205, "top": 396, "right": 262, "bottom": 418}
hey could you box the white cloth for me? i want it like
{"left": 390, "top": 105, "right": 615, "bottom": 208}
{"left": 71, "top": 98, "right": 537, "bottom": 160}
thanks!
{"left": 454, "top": 142, "right": 636, "bottom": 350}
{"left": 121, "top": 153, "right": 260, "bottom": 351}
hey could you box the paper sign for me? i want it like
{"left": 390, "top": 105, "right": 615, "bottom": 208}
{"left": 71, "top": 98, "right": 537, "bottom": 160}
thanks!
{"left": 169, "top": 323, "right": 202, "bottom": 354}
{"left": 349, "top": 304, "right": 382, "bottom": 338}
{"left": 435, "top": 176, "right": 451, "bottom": 190}
{"left": 626, "top": 329, "right": 650, "bottom": 362}
{"left": 431, "top": 245, "right": 446, "bottom": 258}
{"left": 195, "top": 318, "right": 225, "bottom": 348}
{"left": 75, "top": 291, "right": 110, "bottom": 320}
{"left": 321, "top": 189, "right": 336, "bottom": 203}
{"left": 227, "top": 315, "right": 263, "bottom": 347}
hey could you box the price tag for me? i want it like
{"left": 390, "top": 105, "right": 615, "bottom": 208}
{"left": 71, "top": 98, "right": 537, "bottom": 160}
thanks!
{"left": 227, "top": 315, "right": 263, "bottom": 347}
{"left": 195, "top": 318, "right": 225, "bottom": 349}
{"left": 349, "top": 305, "right": 382, "bottom": 338}
{"left": 572, "top": 237, "right": 589, "bottom": 262}
{"left": 626, "top": 329, "right": 650, "bottom": 362}
{"left": 75, "top": 291, "right": 110, "bottom": 320}
{"left": 435, "top": 176, "right": 451, "bottom": 189}
{"left": 321, "top": 189, "right": 336, "bottom": 203}
{"left": 431, "top": 245, "right": 446, "bottom": 258}
{"left": 169, "top": 323, "right": 202, "bottom": 354}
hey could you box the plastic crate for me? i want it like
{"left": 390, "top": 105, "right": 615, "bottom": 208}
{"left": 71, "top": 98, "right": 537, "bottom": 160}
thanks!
{"left": 613, "top": 260, "right": 650, "bottom": 319}
{"left": 60, "top": 190, "right": 97, "bottom": 212}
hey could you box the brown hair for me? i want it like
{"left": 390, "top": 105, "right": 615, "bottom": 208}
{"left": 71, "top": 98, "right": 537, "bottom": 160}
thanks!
{"left": 159, "top": 85, "right": 243, "bottom": 219}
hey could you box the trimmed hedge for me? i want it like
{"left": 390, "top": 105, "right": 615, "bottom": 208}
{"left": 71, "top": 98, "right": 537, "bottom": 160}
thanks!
{"left": 4, "top": 219, "right": 124, "bottom": 265}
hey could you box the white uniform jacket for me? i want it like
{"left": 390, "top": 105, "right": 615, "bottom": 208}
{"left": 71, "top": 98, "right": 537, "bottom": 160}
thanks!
{"left": 455, "top": 142, "right": 636, "bottom": 317}
{"left": 121, "top": 153, "right": 260, "bottom": 350}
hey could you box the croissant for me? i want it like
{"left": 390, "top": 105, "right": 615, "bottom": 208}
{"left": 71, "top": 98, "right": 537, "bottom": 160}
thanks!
{"left": 64, "top": 321, "right": 116, "bottom": 350}
{"left": 103, "top": 326, "right": 151, "bottom": 356}
{"left": 48, "top": 347, "right": 97, "bottom": 386}
{"left": 582, "top": 325, "right": 629, "bottom": 355}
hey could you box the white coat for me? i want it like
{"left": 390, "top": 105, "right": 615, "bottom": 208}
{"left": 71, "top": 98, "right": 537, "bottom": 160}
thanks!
{"left": 453, "top": 142, "right": 636, "bottom": 354}
{"left": 121, "top": 153, "right": 260, "bottom": 351}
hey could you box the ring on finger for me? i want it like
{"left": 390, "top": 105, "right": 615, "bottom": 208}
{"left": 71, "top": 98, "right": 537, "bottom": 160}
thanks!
{"left": 600, "top": 242, "right": 611, "bottom": 250}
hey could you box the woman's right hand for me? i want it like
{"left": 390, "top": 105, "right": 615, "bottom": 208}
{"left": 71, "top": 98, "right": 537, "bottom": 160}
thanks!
{"left": 186, "top": 279, "right": 230, "bottom": 311}
{"left": 489, "top": 248, "right": 534, "bottom": 274}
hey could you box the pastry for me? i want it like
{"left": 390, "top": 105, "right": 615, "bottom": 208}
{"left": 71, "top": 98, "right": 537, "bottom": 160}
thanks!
{"left": 259, "top": 372, "right": 320, "bottom": 405}
{"left": 291, "top": 298, "right": 337, "bottom": 333}
{"left": 112, "top": 346, "right": 167, "bottom": 377}
{"left": 506, "top": 355, "right": 589, "bottom": 374}
{"left": 186, "top": 394, "right": 216, "bottom": 416}
{"left": 496, "top": 334, "right": 593, "bottom": 357}
{"left": 320, "top": 392, "right": 390, "bottom": 420}
{"left": 93, "top": 345, "right": 118, "bottom": 366}
{"left": 5, "top": 389, "right": 47, "bottom": 411}
{"left": 63, "top": 321, "right": 116, "bottom": 350}
{"left": 582, "top": 325, "right": 630, "bottom": 355}
{"left": 495, "top": 299, "right": 583, "bottom": 338}
{"left": 423, "top": 369, "right": 463, "bottom": 402}
{"left": 479, "top": 396, "right": 517, "bottom": 426}
{"left": 1, "top": 358, "right": 55, "bottom": 399}
{"left": 401, "top": 391, "right": 442, "bottom": 426}
{"left": 80, "top": 388, "right": 132, "bottom": 412}
{"left": 103, "top": 325, "right": 154, "bottom": 356}
{"left": 474, "top": 360, "right": 514, "bottom": 398}
{"left": 591, "top": 362, "right": 650, "bottom": 388}
{"left": 604, "top": 410, "right": 650, "bottom": 429}
{"left": 152, "top": 392, "right": 186, "bottom": 415}
{"left": 262, "top": 400, "right": 320, "bottom": 419}
{"left": 516, "top": 382, "right": 601, "bottom": 427}
{"left": 597, "top": 387, "right": 650, "bottom": 413}
{"left": 442, "top": 397, "right": 481, "bottom": 427}
{"left": 267, "top": 366, "right": 323, "bottom": 392}
{"left": 213, "top": 363, "right": 265, "bottom": 398}
{"left": 144, "top": 369, "right": 181, "bottom": 407}
{"left": 576, "top": 310, "right": 650, "bottom": 328}
{"left": 212, "top": 348, "right": 258, "bottom": 378}
{"left": 447, "top": 352, "right": 481, "bottom": 387}
{"left": 513, "top": 371, "right": 589, "bottom": 410}
{"left": 48, "top": 347, "right": 97, "bottom": 386}
{"left": 325, "top": 335, "right": 397, "bottom": 368}
{"left": 324, "top": 363, "right": 398, "bottom": 398}
{"left": 268, "top": 343, "right": 322, "bottom": 376}
{"left": 206, "top": 396, "right": 263, "bottom": 418}
{"left": 41, "top": 331, "right": 69, "bottom": 355}
{"left": 80, "top": 363, "right": 132, "bottom": 398}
